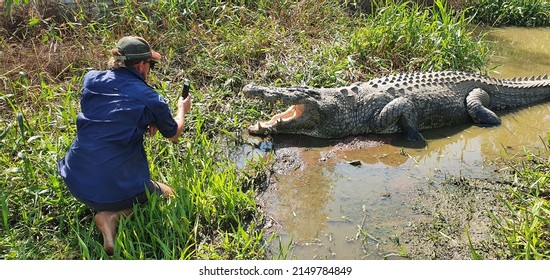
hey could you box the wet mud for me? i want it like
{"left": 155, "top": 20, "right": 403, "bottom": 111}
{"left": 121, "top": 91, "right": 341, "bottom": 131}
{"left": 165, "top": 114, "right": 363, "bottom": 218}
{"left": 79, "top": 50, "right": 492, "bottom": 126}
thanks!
{"left": 401, "top": 177, "right": 512, "bottom": 259}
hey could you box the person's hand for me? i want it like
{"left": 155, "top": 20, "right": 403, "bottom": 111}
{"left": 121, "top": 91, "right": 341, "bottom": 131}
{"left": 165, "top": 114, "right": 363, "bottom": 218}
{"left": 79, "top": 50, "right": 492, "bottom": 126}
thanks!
{"left": 179, "top": 94, "right": 192, "bottom": 114}
{"left": 148, "top": 124, "right": 158, "bottom": 136}
{"left": 168, "top": 95, "right": 192, "bottom": 142}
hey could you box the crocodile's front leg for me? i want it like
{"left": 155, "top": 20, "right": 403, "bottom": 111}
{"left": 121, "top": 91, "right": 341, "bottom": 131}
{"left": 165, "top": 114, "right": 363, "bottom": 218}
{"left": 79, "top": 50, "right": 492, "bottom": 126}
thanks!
{"left": 465, "top": 88, "right": 501, "bottom": 126}
{"left": 376, "top": 97, "right": 426, "bottom": 142}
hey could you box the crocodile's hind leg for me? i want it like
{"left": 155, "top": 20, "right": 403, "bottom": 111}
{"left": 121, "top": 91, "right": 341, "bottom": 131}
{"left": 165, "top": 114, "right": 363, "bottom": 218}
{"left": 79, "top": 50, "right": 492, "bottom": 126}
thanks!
{"left": 377, "top": 97, "right": 426, "bottom": 142}
{"left": 465, "top": 88, "right": 501, "bottom": 126}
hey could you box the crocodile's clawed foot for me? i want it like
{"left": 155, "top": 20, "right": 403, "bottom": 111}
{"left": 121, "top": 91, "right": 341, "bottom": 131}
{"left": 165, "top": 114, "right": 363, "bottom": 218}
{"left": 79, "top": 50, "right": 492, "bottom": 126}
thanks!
{"left": 248, "top": 122, "right": 273, "bottom": 135}
{"left": 404, "top": 130, "right": 426, "bottom": 143}
{"left": 248, "top": 122, "right": 263, "bottom": 135}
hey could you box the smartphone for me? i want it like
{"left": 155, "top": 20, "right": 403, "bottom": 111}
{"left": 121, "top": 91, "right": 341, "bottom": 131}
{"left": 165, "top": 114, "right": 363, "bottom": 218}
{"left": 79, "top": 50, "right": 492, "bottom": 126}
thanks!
{"left": 182, "top": 79, "right": 190, "bottom": 99}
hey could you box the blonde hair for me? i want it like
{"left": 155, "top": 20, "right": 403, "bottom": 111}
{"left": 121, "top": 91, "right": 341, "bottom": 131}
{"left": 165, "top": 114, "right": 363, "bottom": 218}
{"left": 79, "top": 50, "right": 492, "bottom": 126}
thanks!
{"left": 108, "top": 48, "right": 126, "bottom": 69}
{"left": 107, "top": 48, "right": 144, "bottom": 69}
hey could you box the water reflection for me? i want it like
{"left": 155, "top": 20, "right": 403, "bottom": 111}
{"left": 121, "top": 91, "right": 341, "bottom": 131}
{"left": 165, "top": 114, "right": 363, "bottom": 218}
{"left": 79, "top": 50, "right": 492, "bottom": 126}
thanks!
{"left": 255, "top": 27, "right": 550, "bottom": 260}
{"left": 485, "top": 27, "right": 550, "bottom": 78}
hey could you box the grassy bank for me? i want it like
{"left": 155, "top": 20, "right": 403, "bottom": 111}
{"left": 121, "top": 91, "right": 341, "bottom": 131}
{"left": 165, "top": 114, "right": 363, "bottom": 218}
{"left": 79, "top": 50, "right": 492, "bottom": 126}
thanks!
{"left": 492, "top": 141, "right": 550, "bottom": 259}
{"left": 2, "top": 0, "right": 545, "bottom": 260}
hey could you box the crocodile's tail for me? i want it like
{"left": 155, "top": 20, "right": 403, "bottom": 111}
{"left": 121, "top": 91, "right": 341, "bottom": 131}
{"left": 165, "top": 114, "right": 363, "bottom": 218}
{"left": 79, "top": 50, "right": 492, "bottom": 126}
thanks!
{"left": 490, "top": 75, "right": 550, "bottom": 109}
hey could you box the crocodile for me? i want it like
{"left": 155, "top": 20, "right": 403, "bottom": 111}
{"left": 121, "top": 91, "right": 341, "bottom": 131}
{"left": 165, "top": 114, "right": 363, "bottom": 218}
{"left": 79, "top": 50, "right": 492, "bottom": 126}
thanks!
{"left": 243, "top": 71, "right": 550, "bottom": 142}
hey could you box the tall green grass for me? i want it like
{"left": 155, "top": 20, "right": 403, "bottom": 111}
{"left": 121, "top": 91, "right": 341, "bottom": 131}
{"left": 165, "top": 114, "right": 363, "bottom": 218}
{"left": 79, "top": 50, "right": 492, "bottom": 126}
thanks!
{"left": 344, "top": 0, "right": 487, "bottom": 76}
{"left": 467, "top": 0, "right": 550, "bottom": 26}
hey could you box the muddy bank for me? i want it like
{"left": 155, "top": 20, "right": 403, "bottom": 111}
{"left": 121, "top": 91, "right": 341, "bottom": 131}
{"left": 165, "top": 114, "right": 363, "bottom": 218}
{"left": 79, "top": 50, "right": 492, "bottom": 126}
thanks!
{"left": 267, "top": 135, "right": 391, "bottom": 174}
{"left": 255, "top": 134, "right": 524, "bottom": 259}
{"left": 401, "top": 177, "right": 512, "bottom": 259}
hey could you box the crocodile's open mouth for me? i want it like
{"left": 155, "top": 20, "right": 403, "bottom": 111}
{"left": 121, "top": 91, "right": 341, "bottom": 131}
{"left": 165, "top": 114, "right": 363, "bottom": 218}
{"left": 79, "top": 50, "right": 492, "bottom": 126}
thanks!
{"left": 248, "top": 104, "right": 305, "bottom": 135}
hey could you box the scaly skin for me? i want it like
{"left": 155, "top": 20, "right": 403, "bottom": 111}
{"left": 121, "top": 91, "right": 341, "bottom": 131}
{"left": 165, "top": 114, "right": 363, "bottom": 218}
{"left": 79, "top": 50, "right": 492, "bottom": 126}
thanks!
{"left": 243, "top": 71, "right": 550, "bottom": 142}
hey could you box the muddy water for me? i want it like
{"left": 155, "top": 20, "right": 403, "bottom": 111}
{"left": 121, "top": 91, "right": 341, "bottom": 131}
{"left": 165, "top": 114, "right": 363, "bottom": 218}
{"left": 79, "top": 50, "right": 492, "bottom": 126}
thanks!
{"left": 251, "top": 27, "right": 550, "bottom": 259}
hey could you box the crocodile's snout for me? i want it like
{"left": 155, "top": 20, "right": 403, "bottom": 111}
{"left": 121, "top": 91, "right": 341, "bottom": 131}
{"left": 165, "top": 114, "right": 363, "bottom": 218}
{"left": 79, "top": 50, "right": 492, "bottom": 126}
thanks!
{"left": 242, "top": 84, "right": 263, "bottom": 97}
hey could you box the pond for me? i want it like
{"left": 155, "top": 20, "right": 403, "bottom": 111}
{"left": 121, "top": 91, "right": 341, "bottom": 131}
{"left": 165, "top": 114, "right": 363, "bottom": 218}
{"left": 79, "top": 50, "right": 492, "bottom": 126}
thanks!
{"left": 244, "top": 27, "right": 550, "bottom": 259}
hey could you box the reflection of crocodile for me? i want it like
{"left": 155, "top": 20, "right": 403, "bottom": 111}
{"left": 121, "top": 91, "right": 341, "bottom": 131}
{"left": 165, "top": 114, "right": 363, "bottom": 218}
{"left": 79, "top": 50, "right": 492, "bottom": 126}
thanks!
{"left": 243, "top": 71, "right": 550, "bottom": 142}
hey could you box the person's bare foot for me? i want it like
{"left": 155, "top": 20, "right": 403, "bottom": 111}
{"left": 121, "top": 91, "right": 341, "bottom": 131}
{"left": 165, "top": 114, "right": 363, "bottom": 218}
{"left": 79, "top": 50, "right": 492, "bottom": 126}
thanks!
{"left": 94, "top": 209, "right": 132, "bottom": 255}
{"left": 154, "top": 181, "right": 175, "bottom": 198}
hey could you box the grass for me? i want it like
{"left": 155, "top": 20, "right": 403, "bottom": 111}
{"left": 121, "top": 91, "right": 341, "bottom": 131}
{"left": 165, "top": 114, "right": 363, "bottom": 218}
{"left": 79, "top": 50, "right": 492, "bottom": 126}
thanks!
{"left": 490, "top": 138, "right": 550, "bottom": 259}
{"left": 0, "top": 0, "right": 547, "bottom": 259}
{"left": 466, "top": 0, "right": 550, "bottom": 26}
{"left": 455, "top": 136, "right": 550, "bottom": 260}
{"left": 343, "top": 0, "right": 488, "bottom": 75}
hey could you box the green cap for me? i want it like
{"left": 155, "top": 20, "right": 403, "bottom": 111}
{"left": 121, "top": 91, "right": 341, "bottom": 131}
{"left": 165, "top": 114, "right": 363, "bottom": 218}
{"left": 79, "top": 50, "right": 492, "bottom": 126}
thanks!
{"left": 115, "top": 36, "right": 161, "bottom": 62}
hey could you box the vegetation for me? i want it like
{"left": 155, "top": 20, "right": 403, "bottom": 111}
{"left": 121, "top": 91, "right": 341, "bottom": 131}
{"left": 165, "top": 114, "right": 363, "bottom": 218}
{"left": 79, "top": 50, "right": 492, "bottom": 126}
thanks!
{"left": 411, "top": 139, "right": 550, "bottom": 260}
{"left": 343, "top": 0, "right": 487, "bottom": 74}
{"left": 0, "top": 0, "right": 548, "bottom": 259}
{"left": 491, "top": 138, "right": 550, "bottom": 259}
{"left": 466, "top": 0, "right": 550, "bottom": 26}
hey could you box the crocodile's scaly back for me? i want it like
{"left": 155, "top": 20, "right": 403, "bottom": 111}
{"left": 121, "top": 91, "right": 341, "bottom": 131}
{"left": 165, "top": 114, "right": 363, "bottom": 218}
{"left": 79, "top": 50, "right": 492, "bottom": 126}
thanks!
{"left": 361, "top": 71, "right": 550, "bottom": 109}
{"left": 243, "top": 71, "right": 550, "bottom": 142}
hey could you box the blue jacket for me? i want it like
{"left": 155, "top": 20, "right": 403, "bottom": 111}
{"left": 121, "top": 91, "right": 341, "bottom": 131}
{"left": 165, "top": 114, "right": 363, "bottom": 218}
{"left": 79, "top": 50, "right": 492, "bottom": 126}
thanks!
{"left": 58, "top": 67, "right": 177, "bottom": 203}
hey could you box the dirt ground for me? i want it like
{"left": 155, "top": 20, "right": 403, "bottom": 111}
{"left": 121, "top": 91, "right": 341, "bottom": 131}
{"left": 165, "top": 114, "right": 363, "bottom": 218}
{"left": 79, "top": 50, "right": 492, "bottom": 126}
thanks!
{"left": 259, "top": 135, "right": 514, "bottom": 260}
